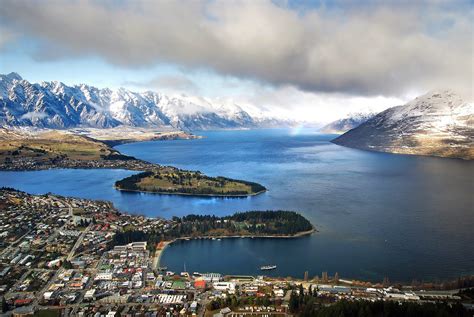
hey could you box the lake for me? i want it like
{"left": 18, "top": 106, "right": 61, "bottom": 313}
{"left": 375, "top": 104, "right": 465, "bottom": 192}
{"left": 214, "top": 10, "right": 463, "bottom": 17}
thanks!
{"left": 1, "top": 129, "right": 473, "bottom": 282}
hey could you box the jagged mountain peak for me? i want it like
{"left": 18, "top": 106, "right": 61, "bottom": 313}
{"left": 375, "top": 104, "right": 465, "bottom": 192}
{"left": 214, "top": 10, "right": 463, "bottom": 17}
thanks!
{"left": 0, "top": 73, "right": 285, "bottom": 130}
{"left": 1, "top": 72, "right": 23, "bottom": 82}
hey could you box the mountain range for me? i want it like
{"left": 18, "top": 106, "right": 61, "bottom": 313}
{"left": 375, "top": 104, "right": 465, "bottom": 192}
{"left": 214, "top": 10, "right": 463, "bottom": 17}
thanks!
{"left": 2, "top": 73, "right": 472, "bottom": 159}
{"left": 0, "top": 72, "right": 287, "bottom": 130}
{"left": 320, "top": 112, "right": 375, "bottom": 134}
{"left": 332, "top": 90, "right": 473, "bottom": 160}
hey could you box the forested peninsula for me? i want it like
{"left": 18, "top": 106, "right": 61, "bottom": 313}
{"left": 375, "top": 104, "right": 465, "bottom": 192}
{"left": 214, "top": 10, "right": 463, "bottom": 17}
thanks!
{"left": 113, "top": 210, "right": 315, "bottom": 251}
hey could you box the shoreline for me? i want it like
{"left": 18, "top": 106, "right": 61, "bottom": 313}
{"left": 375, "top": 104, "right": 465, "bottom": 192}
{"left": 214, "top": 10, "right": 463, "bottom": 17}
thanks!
{"left": 153, "top": 241, "right": 173, "bottom": 270}
{"left": 0, "top": 129, "right": 199, "bottom": 172}
{"left": 174, "top": 228, "right": 316, "bottom": 240}
{"left": 70, "top": 128, "right": 203, "bottom": 147}
{"left": 0, "top": 165, "right": 148, "bottom": 172}
{"left": 155, "top": 228, "right": 316, "bottom": 269}
{"left": 114, "top": 186, "right": 267, "bottom": 198}
{"left": 330, "top": 140, "right": 473, "bottom": 161}
{"left": 105, "top": 133, "right": 203, "bottom": 147}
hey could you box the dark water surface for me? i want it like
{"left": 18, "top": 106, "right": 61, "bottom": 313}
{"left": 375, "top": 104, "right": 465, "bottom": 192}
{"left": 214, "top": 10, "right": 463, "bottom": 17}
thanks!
{"left": 1, "top": 129, "right": 473, "bottom": 282}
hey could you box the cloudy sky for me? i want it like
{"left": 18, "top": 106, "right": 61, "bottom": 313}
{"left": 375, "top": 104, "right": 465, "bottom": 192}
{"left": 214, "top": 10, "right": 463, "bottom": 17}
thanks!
{"left": 0, "top": 0, "right": 472, "bottom": 123}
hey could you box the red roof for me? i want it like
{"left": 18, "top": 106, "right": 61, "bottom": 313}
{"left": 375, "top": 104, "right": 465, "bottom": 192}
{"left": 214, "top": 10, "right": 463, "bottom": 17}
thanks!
{"left": 14, "top": 298, "right": 32, "bottom": 306}
{"left": 194, "top": 280, "right": 206, "bottom": 288}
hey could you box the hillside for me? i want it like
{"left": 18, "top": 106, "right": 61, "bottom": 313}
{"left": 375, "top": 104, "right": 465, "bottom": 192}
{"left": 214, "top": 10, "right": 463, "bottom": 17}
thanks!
{"left": 332, "top": 90, "right": 473, "bottom": 160}
{"left": 0, "top": 127, "right": 124, "bottom": 163}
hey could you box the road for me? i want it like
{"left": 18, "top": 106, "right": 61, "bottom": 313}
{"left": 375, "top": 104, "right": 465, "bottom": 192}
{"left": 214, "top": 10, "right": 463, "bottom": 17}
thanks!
{"left": 31, "top": 205, "right": 89, "bottom": 309}
{"left": 0, "top": 229, "right": 32, "bottom": 259}
{"left": 66, "top": 222, "right": 92, "bottom": 261}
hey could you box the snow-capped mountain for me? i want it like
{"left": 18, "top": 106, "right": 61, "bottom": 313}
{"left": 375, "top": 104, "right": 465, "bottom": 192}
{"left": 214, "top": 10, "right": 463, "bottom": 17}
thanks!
{"left": 332, "top": 90, "right": 474, "bottom": 159}
{"left": 320, "top": 112, "right": 375, "bottom": 134}
{"left": 0, "top": 72, "right": 285, "bottom": 130}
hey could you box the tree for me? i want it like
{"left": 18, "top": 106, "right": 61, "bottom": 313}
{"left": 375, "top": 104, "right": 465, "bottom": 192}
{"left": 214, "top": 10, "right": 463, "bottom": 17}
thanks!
{"left": 1, "top": 296, "right": 7, "bottom": 313}
{"left": 289, "top": 290, "right": 299, "bottom": 313}
{"left": 298, "top": 284, "right": 305, "bottom": 306}
{"left": 63, "top": 260, "right": 72, "bottom": 269}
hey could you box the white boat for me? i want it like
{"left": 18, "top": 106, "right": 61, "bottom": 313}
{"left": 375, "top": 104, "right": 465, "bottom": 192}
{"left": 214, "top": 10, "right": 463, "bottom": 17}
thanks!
{"left": 260, "top": 265, "right": 277, "bottom": 271}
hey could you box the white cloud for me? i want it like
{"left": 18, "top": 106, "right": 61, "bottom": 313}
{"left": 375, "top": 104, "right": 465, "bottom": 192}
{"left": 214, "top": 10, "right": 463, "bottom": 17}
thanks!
{"left": 227, "top": 84, "right": 408, "bottom": 123}
{"left": 0, "top": 0, "right": 472, "bottom": 98}
{"left": 124, "top": 74, "right": 198, "bottom": 94}
{"left": 0, "top": 26, "right": 16, "bottom": 50}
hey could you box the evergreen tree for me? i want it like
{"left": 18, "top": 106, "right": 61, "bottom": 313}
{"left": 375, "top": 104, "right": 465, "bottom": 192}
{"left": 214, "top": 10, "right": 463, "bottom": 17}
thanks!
{"left": 1, "top": 296, "right": 7, "bottom": 313}
{"left": 298, "top": 284, "right": 305, "bottom": 306}
{"left": 289, "top": 290, "right": 299, "bottom": 313}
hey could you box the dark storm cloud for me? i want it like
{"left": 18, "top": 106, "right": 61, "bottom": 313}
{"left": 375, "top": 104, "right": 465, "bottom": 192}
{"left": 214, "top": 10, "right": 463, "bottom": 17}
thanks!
{"left": 0, "top": 0, "right": 472, "bottom": 97}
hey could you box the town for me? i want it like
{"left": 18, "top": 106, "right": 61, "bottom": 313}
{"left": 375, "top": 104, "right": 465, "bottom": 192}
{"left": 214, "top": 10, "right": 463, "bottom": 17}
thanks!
{"left": 0, "top": 188, "right": 472, "bottom": 316}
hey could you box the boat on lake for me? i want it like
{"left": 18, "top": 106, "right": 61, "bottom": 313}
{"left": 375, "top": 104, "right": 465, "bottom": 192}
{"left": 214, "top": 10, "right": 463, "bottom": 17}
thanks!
{"left": 260, "top": 265, "right": 277, "bottom": 271}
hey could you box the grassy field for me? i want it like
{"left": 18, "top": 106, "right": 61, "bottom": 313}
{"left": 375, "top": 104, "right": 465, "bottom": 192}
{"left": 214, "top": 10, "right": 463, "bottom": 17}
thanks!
{"left": 0, "top": 128, "right": 120, "bottom": 163}
{"left": 138, "top": 171, "right": 251, "bottom": 193}
{"left": 115, "top": 170, "right": 266, "bottom": 196}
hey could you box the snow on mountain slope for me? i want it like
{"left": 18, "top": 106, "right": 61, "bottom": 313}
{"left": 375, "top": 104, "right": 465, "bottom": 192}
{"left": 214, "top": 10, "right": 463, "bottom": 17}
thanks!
{"left": 0, "top": 73, "right": 284, "bottom": 130}
{"left": 332, "top": 90, "right": 474, "bottom": 160}
{"left": 320, "top": 112, "right": 375, "bottom": 134}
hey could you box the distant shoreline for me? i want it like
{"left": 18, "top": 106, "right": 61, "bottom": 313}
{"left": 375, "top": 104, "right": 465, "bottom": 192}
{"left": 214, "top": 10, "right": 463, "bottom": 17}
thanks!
{"left": 331, "top": 140, "right": 474, "bottom": 161}
{"left": 105, "top": 133, "right": 203, "bottom": 147}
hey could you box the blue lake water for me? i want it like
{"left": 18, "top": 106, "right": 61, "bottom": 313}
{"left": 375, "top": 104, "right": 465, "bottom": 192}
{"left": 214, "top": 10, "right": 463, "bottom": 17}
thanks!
{"left": 0, "top": 129, "right": 473, "bottom": 282}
